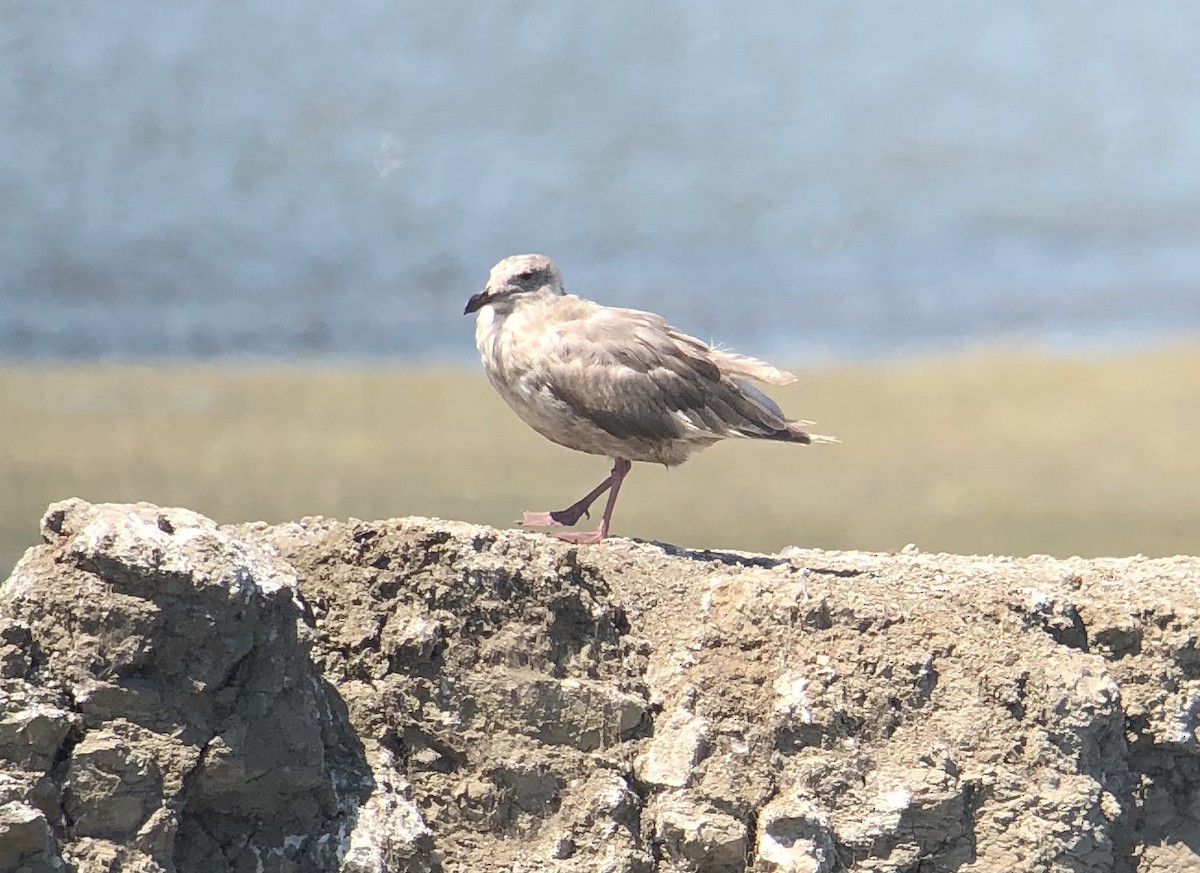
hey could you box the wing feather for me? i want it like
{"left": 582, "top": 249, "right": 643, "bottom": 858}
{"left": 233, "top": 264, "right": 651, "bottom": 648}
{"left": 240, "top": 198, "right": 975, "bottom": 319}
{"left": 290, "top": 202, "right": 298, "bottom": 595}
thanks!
{"left": 538, "top": 306, "right": 800, "bottom": 444}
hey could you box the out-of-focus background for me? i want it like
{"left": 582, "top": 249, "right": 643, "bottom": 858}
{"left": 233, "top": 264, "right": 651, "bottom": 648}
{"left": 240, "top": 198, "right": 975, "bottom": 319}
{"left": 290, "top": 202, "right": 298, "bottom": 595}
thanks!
{"left": 2, "top": 2, "right": 1198, "bottom": 570}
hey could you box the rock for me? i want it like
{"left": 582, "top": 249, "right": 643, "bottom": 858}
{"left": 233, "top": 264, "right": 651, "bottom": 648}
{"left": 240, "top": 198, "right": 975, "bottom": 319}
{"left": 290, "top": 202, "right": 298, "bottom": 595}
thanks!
{"left": 1, "top": 500, "right": 1199, "bottom": 872}
{"left": 339, "top": 750, "right": 434, "bottom": 873}
{"left": 650, "top": 792, "right": 747, "bottom": 872}
{"left": 833, "top": 762, "right": 975, "bottom": 870}
{"left": 467, "top": 671, "right": 647, "bottom": 751}
{"left": 1, "top": 500, "right": 376, "bottom": 873}
{"left": 65, "top": 725, "right": 165, "bottom": 839}
{"left": 529, "top": 770, "right": 649, "bottom": 872}
{"left": 0, "top": 801, "right": 57, "bottom": 872}
{"left": 635, "top": 702, "right": 711, "bottom": 788}
{"left": 0, "top": 617, "right": 33, "bottom": 679}
{"left": 756, "top": 795, "right": 838, "bottom": 873}
{"left": 0, "top": 702, "right": 75, "bottom": 771}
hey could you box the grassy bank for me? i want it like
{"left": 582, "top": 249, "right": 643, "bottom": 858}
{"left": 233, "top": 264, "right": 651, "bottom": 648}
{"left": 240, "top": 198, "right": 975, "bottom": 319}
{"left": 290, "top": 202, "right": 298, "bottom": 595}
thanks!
{"left": 2, "top": 344, "right": 1198, "bottom": 574}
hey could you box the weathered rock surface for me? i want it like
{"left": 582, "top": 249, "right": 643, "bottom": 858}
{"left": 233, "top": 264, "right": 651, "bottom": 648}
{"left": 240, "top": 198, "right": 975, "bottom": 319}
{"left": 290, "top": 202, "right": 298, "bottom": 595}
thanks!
{"left": 0, "top": 499, "right": 1197, "bottom": 872}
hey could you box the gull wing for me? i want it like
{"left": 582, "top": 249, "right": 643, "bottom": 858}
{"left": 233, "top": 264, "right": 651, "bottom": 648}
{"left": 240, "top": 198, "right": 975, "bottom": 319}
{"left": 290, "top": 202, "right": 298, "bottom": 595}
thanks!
{"left": 534, "top": 304, "right": 804, "bottom": 444}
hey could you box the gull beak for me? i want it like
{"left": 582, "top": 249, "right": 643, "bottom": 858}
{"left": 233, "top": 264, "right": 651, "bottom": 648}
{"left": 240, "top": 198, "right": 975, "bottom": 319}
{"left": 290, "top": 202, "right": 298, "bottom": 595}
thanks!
{"left": 463, "top": 289, "right": 489, "bottom": 315}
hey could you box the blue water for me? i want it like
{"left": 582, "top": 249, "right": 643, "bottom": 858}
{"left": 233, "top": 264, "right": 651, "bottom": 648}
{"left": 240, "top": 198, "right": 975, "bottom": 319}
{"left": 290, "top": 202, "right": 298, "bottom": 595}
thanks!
{"left": 2, "top": 2, "right": 1199, "bottom": 363}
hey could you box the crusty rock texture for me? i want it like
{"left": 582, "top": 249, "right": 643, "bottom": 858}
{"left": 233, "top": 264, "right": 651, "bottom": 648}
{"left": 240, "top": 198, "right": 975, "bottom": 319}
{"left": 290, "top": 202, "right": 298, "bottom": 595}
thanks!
{"left": 1, "top": 499, "right": 1198, "bottom": 873}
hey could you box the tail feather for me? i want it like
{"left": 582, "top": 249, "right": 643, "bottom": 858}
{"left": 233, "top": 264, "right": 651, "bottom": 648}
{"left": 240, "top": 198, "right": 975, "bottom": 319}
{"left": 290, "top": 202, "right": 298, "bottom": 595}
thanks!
{"left": 758, "top": 424, "right": 840, "bottom": 445}
{"left": 709, "top": 348, "right": 797, "bottom": 385}
{"left": 708, "top": 347, "right": 837, "bottom": 444}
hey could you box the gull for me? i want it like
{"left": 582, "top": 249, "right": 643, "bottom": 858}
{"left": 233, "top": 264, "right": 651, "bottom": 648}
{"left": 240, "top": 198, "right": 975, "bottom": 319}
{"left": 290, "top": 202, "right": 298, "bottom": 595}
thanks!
{"left": 464, "top": 254, "right": 837, "bottom": 544}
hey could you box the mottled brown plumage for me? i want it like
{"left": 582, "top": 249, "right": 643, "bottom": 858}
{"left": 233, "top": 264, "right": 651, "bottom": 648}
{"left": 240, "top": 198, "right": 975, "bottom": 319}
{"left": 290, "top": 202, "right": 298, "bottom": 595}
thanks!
{"left": 464, "top": 253, "right": 836, "bottom": 543}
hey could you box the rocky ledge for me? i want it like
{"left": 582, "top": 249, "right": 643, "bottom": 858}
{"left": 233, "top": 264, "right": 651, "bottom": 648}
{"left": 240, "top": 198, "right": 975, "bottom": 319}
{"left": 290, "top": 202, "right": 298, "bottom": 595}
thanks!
{"left": 1, "top": 500, "right": 1198, "bottom": 873}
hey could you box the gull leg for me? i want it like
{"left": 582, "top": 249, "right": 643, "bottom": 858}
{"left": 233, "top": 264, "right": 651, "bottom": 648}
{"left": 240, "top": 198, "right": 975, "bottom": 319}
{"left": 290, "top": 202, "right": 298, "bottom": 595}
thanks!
{"left": 521, "top": 459, "right": 622, "bottom": 528}
{"left": 550, "top": 458, "right": 632, "bottom": 544}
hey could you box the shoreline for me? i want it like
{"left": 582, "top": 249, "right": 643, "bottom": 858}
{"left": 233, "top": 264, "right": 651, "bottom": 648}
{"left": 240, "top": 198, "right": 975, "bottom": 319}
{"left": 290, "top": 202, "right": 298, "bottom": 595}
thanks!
{"left": 3, "top": 329, "right": 1199, "bottom": 372}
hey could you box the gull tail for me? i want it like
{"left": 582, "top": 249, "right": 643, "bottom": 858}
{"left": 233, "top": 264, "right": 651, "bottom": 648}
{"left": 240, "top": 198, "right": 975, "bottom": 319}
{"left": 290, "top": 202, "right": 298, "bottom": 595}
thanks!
{"left": 770, "top": 423, "right": 840, "bottom": 446}
{"left": 710, "top": 349, "right": 797, "bottom": 385}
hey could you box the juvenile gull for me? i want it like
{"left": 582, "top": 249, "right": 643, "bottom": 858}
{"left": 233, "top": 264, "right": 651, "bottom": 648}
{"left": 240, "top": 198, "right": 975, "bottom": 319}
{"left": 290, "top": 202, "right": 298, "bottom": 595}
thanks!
{"left": 464, "top": 253, "right": 837, "bottom": 544}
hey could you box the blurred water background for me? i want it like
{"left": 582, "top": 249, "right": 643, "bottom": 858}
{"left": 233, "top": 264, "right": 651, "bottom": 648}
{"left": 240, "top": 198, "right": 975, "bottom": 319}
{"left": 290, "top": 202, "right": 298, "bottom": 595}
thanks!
{"left": 4, "top": 1, "right": 1200, "bottom": 364}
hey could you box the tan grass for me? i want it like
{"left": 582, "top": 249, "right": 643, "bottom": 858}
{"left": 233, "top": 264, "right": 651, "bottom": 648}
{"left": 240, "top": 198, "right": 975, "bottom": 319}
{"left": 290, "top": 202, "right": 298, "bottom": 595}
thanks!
{"left": 2, "top": 342, "right": 1198, "bottom": 574}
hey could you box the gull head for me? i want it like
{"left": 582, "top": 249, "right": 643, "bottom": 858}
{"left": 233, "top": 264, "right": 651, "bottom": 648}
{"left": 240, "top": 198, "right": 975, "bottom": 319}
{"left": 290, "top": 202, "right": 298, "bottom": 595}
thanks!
{"left": 464, "top": 253, "right": 564, "bottom": 315}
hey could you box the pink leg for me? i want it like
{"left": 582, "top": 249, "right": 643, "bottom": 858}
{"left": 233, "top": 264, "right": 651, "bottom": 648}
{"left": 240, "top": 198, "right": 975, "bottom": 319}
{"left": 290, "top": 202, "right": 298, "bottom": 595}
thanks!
{"left": 523, "top": 458, "right": 638, "bottom": 539}
{"left": 546, "top": 458, "right": 632, "bottom": 544}
{"left": 521, "top": 470, "right": 616, "bottom": 528}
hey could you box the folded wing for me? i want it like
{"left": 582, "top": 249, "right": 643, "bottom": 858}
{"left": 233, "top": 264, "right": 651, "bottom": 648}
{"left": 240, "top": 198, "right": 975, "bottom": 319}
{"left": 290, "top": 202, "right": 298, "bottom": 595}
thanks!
{"left": 538, "top": 306, "right": 813, "bottom": 445}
